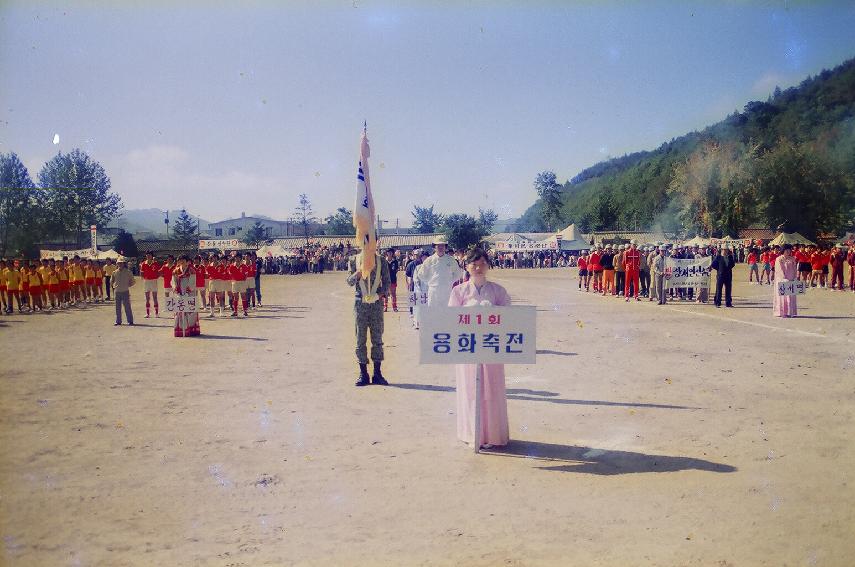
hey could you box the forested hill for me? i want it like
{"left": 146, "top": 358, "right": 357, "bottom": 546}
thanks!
{"left": 516, "top": 56, "right": 855, "bottom": 239}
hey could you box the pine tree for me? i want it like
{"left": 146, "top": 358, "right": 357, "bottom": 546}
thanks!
{"left": 171, "top": 209, "right": 199, "bottom": 247}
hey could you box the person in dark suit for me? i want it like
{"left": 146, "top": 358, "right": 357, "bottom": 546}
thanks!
{"left": 711, "top": 245, "right": 736, "bottom": 307}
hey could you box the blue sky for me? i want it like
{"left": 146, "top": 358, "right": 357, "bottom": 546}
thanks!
{"left": 2, "top": 1, "right": 854, "bottom": 226}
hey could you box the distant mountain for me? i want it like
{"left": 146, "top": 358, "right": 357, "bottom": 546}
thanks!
{"left": 491, "top": 218, "right": 519, "bottom": 233}
{"left": 119, "top": 208, "right": 212, "bottom": 236}
{"left": 517, "top": 56, "right": 855, "bottom": 239}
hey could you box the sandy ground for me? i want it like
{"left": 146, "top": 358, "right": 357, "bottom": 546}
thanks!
{"left": 1, "top": 266, "right": 854, "bottom": 567}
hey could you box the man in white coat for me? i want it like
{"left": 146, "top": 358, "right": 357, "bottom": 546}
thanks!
{"left": 419, "top": 234, "right": 464, "bottom": 307}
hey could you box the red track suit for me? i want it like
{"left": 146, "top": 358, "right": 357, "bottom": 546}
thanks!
{"left": 829, "top": 250, "right": 845, "bottom": 289}
{"left": 848, "top": 251, "right": 855, "bottom": 290}
{"left": 623, "top": 248, "right": 641, "bottom": 298}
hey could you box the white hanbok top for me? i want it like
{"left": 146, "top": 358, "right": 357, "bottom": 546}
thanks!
{"left": 418, "top": 253, "right": 464, "bottom": 307}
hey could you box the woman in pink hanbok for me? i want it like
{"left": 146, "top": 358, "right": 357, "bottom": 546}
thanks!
{"left": 172, "top": 256, "right": 201, "bottom": 337}
{"left": 773, "top": 244, "right": 798, "bottom": 318}
{"left": 448, "top": 248, "right": 511, "bottom": 449}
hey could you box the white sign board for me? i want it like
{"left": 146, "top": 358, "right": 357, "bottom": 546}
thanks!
{"left": 777, "top": 280, "right": 808, "bottom": 296}
{"left": 199, "top": 239, "right": 240, "bottom": 250}
{"left": 665, "top": 256, "right": 712, "bottom": 288}
{"left": 165, "top": 295, "right": 199, "bottom": 313}
{"left": 495, "top": 240, "right": 558, "bottom": 252}
{"left": 90, "top": 225, "right": 97, "bottom": 254}
{"left": 419, "top": 306, "right": 536, "bottom": 364}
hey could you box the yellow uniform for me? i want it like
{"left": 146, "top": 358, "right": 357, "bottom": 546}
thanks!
{"left": 103, "top": 264, "right": 117, "bottom": 277}
{"left": 3, "top": 268, "right": 20, "bottom": 290}
{"left": 71, "top": 265, "right": 85, "bottom": 282}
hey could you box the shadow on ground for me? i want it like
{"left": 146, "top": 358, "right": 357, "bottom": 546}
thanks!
{"left": 388, "top": 383, "right": 697, "bottom": 410}
{"left": 482, "top": 440, "right": 736, "bottom": 475}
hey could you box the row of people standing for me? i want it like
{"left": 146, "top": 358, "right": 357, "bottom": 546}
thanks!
{"left": 0, "top": 256, "right": 120, "bottom": 314}
{"left": 138, "top": 252, "right": 261, "bottom": 320}
{"left": 577, "top": 243, "right": 736, "bottom": 307}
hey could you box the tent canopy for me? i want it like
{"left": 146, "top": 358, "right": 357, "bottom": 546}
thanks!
{"left": 768, "top": 232, "right": 815, "bottom": 246}
{"left": 556, "top": 224, "right": 590, "bottom": 251}
{"left": 40, "top": 248, "right": 128, "bottom": 261}
{"left": 684, "top": 236, "right": 711, "bottom": 247}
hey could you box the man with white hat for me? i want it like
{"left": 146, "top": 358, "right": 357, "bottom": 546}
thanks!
{"left": 417, "top": 234, "right": 464, "bottom": 308}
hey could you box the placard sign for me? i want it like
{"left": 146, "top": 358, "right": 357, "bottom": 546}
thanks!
{"left": 199, "top": 239, "right": 240, "bottom": 249}
{"left": 495, "top": 240, "right": 558, "bottom": 252}
{"left": 665, "top": 256, "right": 712, "bottom": 288}
{"left": 419, "top": 306, "right": 536, "bottom": 364}
{"left": 777, "top": 280, "right": 808, "bottom": 296}
{"left": 165, "top": 295, "right": 199, "bottom": 313}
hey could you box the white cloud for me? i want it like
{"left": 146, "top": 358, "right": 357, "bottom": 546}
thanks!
{"left": 751, "top": 71, "right": 793, "bottom": 98}
{"left": 109, "top": 145, "right": 290, "bottom": 222}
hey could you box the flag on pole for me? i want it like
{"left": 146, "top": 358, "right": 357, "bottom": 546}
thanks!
{"left": 353, "top": 122, "right": 377, "bottom": 275}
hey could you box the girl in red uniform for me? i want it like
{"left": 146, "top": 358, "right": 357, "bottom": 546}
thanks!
{"left": 140, "top": 253, "right": 161, "bottom": 317}
{"left": 244, "top": 254, "right": 256, "bottom": 309}
{"left": 577, "top": 251, "right": 588, "bottom": 291}
{"left": 589, "top": 247, "right": 602, "bottom": 293}
{"left": 228, "top": 255, "right": 248, "bottom": 317}
{"left": 193, "top": 255, "right": 208, "bottom": 310}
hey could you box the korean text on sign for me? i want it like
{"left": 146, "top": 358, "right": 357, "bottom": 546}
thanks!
{"left": 419, "top": 306, "right": 536, "bottom": 364}
{"left": 165, "top": 296, "right": 199, "bottom": 313}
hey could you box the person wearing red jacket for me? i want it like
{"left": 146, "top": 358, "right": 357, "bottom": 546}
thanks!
{"left": 747, "top": 248, "right": 760, "bottom": 283}
{"left": 847, "top": 246, "right": 855, "bottom": 292}
{"left": 243, "top": 254, "right": 257, "bottom": 309}
{"left": 829, "top": 245, "right": 846, "bottom": 290}
{"left": 139, "top": 253, "right": 162, "bottom": 318}
{"left": 577, "top": 252, "right": 588, "bottom": 291}
{"left": 228, "top": 255, "right": 249, "bottom": 317}
{"left": 207, "top": 256, "right": 229, "bottom": 317}
{"left": 588, "top": 247, "right": 602, "bottom": 292}
{"left": 794, "top": 246, "right": 811, "bottom": 282}
{"left": 193, "top": 255, "right": 208, "bottom": 309}
{"left": 809, "top": 247, "right": 826, "bottom": 288}
{"left": 623, "top": 240, "right": 642, "bottom": 301}
{"left": 160, "top": 255, "right": 176, "bottom": 297}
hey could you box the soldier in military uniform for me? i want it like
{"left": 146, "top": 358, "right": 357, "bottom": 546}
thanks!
{"left": 347, "top": 250, "right": 392, "bottom": 386}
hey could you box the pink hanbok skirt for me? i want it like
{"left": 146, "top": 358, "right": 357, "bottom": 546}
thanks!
{"left": 772, "top": 284, "right": 797, "bottom": 318}
{"left": 455, "top": 363, "right": 510, "bottom": 447}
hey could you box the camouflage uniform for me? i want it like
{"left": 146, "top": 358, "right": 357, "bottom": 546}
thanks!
{"left": 347, "top": 254, "right": 391, "bottom": 364}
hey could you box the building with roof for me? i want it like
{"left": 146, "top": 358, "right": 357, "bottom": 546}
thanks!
{"left": 208, "top": 213, "right": 303, "bottom": 239}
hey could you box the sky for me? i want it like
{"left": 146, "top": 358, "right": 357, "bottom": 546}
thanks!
{"left": 2, "top": 1, "right": 855, "bottom": 226}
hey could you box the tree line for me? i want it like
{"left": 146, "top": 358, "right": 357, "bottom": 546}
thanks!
{"left": 518, "top": 57, "right": 855, "bottom": 239}
{"left": 0, "top": 149, "right": 122, "bottom": 257}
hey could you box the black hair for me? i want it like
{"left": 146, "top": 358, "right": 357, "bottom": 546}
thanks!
{"left": 464, "top": 247, "right": 489, "bottom": 265}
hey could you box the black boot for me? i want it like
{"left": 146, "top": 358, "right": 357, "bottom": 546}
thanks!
{"left": 372, "top": 361, "right": 389, "bottom": 385}
{"left": 355, "top": 363, "right": 370, "bottom": 387}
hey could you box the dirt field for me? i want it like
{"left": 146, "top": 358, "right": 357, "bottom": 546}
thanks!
{"left": 1, "top": 266, "right": 854, "bottom": 566}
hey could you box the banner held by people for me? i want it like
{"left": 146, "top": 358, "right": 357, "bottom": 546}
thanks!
{"left": 665, "top": 256, "right": 713, "bottom": 288}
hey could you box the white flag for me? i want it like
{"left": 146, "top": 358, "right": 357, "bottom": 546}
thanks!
{"left": 353, "top": 123, "right": 377, "bottom": 274}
